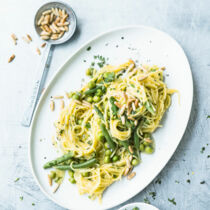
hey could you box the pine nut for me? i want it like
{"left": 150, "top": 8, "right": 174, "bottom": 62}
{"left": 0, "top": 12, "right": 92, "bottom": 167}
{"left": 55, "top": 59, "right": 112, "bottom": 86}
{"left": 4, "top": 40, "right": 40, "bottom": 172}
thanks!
{"left": 127, "top": 172, "right": 136, "bottom": 180}
{"left": 8, "top": 54, "right": 15, "bottom": 63}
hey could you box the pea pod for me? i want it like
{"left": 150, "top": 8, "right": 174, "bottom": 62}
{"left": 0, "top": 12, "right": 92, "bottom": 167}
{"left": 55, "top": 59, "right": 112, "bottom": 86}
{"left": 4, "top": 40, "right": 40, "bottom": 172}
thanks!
{"left": 109, "top": 96, "right": 118, "bottom": 116}
{"left": 100, "top": 123, "right": 116, "bottom": 151}
{"left": 43, "top": 151, "right": 74, "bottom": 169}
{"left": 94, "top": 105, "right": 104, "bottom": 120}
{"left": 145, "top": 101, "right": 155, "bottom": 115}
{"left": 55, "top": 165, "right": 72, "bottom": 170}
{"left": 72, "top": 158, "right": 97, "bottom": 169}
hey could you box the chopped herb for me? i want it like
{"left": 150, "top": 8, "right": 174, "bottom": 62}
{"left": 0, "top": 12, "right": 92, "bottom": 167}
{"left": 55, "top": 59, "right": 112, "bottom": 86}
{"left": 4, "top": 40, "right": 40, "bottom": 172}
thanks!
{"left": 207, "top": 115, "right": 210, "bottom": 119}
{"left": 91, "top": 62, "right": 95, "bottom": 66}
{"left": 116, "top": 45, "right": 119, "bottom": 48}
{"left": 32, "top": 203, "right": 35, "bottom": 206}
{"left": 20, "top": 196, "right": 23, "bottom": 201}
{"left": 104, "top": 72, "right": 115, "bottom": 83}
{"left": 130, "top": 84, "right": 135, "bottom": 88}
{"left": 155, "top": 178, "right": 161, "bottom": 184}
{"left": 86, "top": 46, "right": 91, "bottom": 51}
{"left": 121, "top": 37, "right": 124, "bottom": 39}
{"left": 14, "top": 178, "right": 20, "bottom": 182}
{"left": 59, "top": 130, "right": 64, "bottom": 135}
{"left": 187, "top": 179, "right": 191, "bottom": 184}
{"left": 85, "top": 123, "right": 91, "bottom": 129}
{"left": 143, "top": 197, "right": 150, "bottom": 204}
{"left": 200, "top": 181, "right": 205, "bottom": 184}
{"left": 168, "top": 198, "right": 176, "bottom": 205}
{"left": 83, "top": 60, "right": 86, "bottom": 62}
{"left": 207, "top": 155, "right": 210, "bottom": 158}
{"left": 149, "top": 191, "right": 156, "bottom": 200}
{"left": 175, "top": 180, "right": 180, "bottom": 184}
{"left": 201, "top": 147, "right": 205, "bottom": 153}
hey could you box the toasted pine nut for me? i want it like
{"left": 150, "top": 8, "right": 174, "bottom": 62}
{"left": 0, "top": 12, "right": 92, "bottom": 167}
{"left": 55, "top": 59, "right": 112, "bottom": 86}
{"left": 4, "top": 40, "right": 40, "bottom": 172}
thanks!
{"left": 50, "top": 13, "right": 54, "bottom": 23}
{"left": 50, "top": 100, "right": 55, "bottom": 111}
{"left": 144, "top": 138, "right": 153, "bottom": 143}
{"left": 132, "top": 102, "right": 136, "bottom": 111}
{"left": 45, "top": 14, "right": 51, "bottom": 24}
{"left": 26, "top": 34, "right": 32, "bottom": 42}
{"left": 63, "top": 21, "right": 70, "bottom": 26}
{"left": 37, "top": 15, "right": 44, "bottom": 25}
{"left": 22, "top": 36, "right": 30, "bottom": 43}
{"left": 64, "top": 26, "right": 69, "bottom": 31}
{"left": 53, "top": 184, "right": 60, "bottom": 193}
{"left": 41, "top": 35, "right": 50, "bottom": 40}
{"left": 53, "top": 95, "right": 64, "bottom": 99}
{"left": 138, "top": 75, "right": 148, "bottom": 81}
{"left": 128, "top": 146, "right": 133, "bottom": 154}
{"left": 161, "top": 67, "right": 166, "bottom": 70}
{"left": 121, "top": 115, "right": 125, "bottom": 125}
{"left": 58, "top": 31, "right": 64, "bottom": 38}
{"left": 48, "top": 174, "right": 52, "bottom": 186}
{"left": 8, "top": 54, "right": 15, "bottom": 63}
{"left": 41, "top": 43, "right": 46, "bottom": 48}
{"left": 127, "top": 172, "right": 136, "bottom": 180}
{"left": 59, "top": 26, "right": 65, "bottom": 31}
{"left": 123, "top": 167, "right": 130, "bottom": 176}
{"left": 49, "top": 25, "right": 57, "bottom": 33}
{"left": 11, "top": 33, "right": 17, "bottom": 45}
{"left": 36, "top": 48, "right": 41, "bottom": 55}
{"left": 40, "top": 30, "right": 51, "bottom": 36}
{"left": 135, "top": 99, "right": 138, "bottom": 108}
{"left": 58, "top": 9, "right": 63, "bottom": 17}
{"left": 126, "top": 158, "right": 131, "bottom": 168}
{"left": 62, "top": 9, "right": 65, "bottom": 16}
{"left": 119, "top": 104, "right": 126, "bottom": 116}
{"left": 52, "top": 23, "right": 60, "bottom": 32}
{"left": 51, "top": 34, "right": 59, "bottom": 40}
{"left": 60, "top": 100, "right": 64, "bottom": 109}
{"left": 43, "top": 25, "right": 52, "bottom": 33}
{"left": 42, "top": 9, "right": 52, "bottom": 15}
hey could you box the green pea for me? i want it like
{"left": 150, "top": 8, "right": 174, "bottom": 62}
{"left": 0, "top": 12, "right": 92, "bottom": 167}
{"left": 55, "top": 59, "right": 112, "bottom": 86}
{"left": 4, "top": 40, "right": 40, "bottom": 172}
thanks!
{"left": 68, "top": 170, "right": 74, "bottom": 178}
{"left": 145, "top": 146, "right": 154, "bottom": 154}
{"left": 86, "top": 68, "right": 93, "bottom": 76}
{"left": 49, "top": 171, "right": 56, "bottom": 179}
{"left": 78, "top": 119, "right": 82, "bottom": 125}
{"left": 104, "top": 72, "right": 109, "bottom": 78}
{"left": 139, "top": 144, "right": 145, "bottom": 152}
{"left": 105, "top": 149, "right": 112, "bottom": 156}
{"left": 96, "top": 89, "right": 103, "bottom": 96}
{"left": 87, "top": 96, "right": 93, "bottom": 103}
{"left": 81, "top": 172, "right": 89, "bottom": 177}
{"left": 132, "top": 159, "right": 139, "bottom": 166}
{"left": 73, "top": 92, "right": 81, "bottom": 100}
{"left": 69, "top": 177, "right": 76, "bottom": 184}
{"left": 112, "top": 155, "right": 119, "bottom": 162}
{"left": 88, "top": 81, "right": 96, "bottom": 89}
{"left": 93, "top": 95, "right": 100, "bottom": 102}
{"left": 104, "top": 156, "right": 111, "bottom": 163}
{"left": 104, "top": 142, "right": 109, "bottom": 149}
{"left": 98, "top": 132, "right": 105, "bottom": 141}
{"left": 143, "top": 141, "right": 150, "bottom": 146}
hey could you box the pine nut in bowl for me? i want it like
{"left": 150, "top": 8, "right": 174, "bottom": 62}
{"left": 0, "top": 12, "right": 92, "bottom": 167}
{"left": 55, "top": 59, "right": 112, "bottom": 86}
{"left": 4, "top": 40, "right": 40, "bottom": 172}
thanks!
{"left": 34, "top": 1, "right": 76, "bottom": 45}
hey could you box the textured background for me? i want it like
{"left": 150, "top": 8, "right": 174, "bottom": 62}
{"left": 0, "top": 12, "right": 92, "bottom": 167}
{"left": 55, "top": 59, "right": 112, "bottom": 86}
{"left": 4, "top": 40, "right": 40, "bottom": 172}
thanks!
{"left": 0, "top": 0, "right": 210, "bottom": 209}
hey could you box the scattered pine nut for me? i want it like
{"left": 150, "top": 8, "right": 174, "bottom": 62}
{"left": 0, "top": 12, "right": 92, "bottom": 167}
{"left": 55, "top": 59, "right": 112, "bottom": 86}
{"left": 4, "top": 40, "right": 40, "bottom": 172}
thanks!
{"left": 127, "top": 172, "right": 136, "bottom": 180}
{"left": 22, "top": 36, "right": 30, "bottom": 43}
{"left": 50, "top": 100, "right": 55, "bottom": 111}
{"left": 53, "top": 95, "right": 64, "bottom": 99}
{"left": 41, "top": 35, "right": 50, "bottom": 40}
{"left": 41, "top": 43, "right": 46, "bottom": 48}
{"left": 128, "top": 146, "right": 133, "bottom": 154}
{"left": 26, "top": 34, "right": 32, "bottom": 42}
{"left": 8, "top": 54, "right": 15, "bottom": 63}
{"left": 161, "top": 67, "right": 166, "bottom": 70}
{"left": 53, "top": 183, "right": 60, "bottom": 193}
{"left": 11, "top": 33, "right": 18, "bottom": 45}
{"left": 144, "top": 138, "right": 153, "bottom": 143}
{"left": 123, "top": 167, "right": 130, "bottom": 176}
{"left": 48, "top": 175, "right": 52, "bottom": 186}
{"left": 36, "top": 47, "right": 41, "bottom": 55}
{"left": 60, "top": 100, "right": 64, "bottom": 109}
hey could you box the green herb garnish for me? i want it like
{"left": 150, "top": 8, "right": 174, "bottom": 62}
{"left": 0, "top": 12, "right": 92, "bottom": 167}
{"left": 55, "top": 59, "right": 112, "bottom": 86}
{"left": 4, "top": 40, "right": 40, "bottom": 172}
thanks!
{"left": 143, "top": 197, "right": 150, "bottom": 204}
{"left": 200, "top": 181, "right": 205, "bottom": 184}
{"left": 86, "top": 46, "right": 91, "bottom": 51}
{"left": 201, "top": 147, "right": 205, "bottom": 153}
{"left": 168, "top": 198, "right": 176, "bottom": 205}
{"left": 20, "top": 196, "right": 23, "bottom": 201}
{"left": 14, "top": 178, "right": 20, "bottom": 182}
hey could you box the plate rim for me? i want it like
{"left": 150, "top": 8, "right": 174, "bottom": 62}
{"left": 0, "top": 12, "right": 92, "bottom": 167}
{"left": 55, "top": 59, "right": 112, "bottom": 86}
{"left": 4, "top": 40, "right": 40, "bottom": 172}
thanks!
{"left": 29, "top": 25, "right": 193, "bottom": 210}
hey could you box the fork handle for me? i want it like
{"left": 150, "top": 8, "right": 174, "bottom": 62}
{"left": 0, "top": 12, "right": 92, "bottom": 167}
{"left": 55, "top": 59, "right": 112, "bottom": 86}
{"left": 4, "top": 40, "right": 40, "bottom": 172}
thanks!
{"left": 21, "top": 44, "right": 54, "bottom": 127}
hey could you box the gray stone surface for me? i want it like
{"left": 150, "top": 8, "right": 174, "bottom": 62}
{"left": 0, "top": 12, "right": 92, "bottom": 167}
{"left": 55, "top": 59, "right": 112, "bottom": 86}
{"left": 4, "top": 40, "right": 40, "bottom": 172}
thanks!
{"left": 0, "top": 0, "right": 210, "bottom": 209}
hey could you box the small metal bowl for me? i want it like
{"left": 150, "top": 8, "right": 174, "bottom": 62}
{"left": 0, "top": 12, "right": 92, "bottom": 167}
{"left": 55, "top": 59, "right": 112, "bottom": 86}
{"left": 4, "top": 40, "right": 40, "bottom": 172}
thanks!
{"left": 34, "top": 1, "right": 77, "bottom": 45}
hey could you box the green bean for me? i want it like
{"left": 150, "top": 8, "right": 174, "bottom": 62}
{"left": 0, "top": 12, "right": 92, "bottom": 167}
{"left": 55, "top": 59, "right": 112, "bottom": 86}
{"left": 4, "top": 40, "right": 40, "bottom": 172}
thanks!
{"left": 100, "top": 123, "right": 116, "bottom": 151}
{"left": 94, "top": 105, "right": 104, "bottom": 120}
{"left": 72, "top": 158, "right": 97, "bottom": 169}
{"left": 54, "top": 165, "right": 72, "bottom": 170}
{"left": 134, "top": 130, "right": 140, "bottom": 157}
{"left": 145, "top": 101, "right": 155, "bottom": 115}
{"left": 84, "top": 86, "right": 101, "bottom": 95}
{"left": 43, "top": 151, "right": 74, "bottom": 169}
{"left": 119, "top": 140, "right": 130, "bottom": 153}
{"left": 109, "top": 96, "right": 118, "bottom": 116}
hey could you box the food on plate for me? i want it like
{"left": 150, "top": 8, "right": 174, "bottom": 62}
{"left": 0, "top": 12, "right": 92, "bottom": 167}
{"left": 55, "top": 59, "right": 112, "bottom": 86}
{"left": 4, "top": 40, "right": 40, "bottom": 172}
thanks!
{"left": 43, "top": 59, "right": 176, "bottom": 200}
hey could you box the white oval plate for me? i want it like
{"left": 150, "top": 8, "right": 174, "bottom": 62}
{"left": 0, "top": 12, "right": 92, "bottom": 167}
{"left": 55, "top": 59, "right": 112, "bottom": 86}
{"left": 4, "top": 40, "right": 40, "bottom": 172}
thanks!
{"left": 30, "top": 25, "right": 193, "bottom": 210}
{"left": 119, "top": 202, "right": 159, "bottom": 210}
